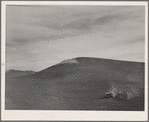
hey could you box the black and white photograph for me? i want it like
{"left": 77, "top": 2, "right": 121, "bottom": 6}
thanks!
{"left": 1, "top": 1, "right": 148, "bottom": 121}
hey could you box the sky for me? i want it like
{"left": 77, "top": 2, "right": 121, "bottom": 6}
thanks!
{"left": 6, "top": 5, "right": 145, "bottom": 71}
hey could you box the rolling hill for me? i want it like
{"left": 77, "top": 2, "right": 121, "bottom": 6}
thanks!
{"left": 5, "top": 57, "right": 145, "bottom": 110}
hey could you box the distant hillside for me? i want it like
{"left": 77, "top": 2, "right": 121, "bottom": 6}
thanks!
{"left": 6, "top": 69, "right": 35, "bottom": 78}
{"left": 5, "top": 57, "right": 145, "bottom": 110}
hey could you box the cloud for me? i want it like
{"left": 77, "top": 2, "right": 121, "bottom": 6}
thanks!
{"left": 125, "top": 36, "right": 145, "bottom": 45}
{"left": 27, "top": 6, "right": 144, "bottom": 33}
{"left": 5, "top": 5, "right": 145, "bottom": 71}
{"left": 6, "top": 5, "right": 145, "bottom": 47}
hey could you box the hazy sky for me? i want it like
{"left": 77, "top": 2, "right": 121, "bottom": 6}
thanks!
{"left": 6, "top": 5, "right": 145, "bottom": 71}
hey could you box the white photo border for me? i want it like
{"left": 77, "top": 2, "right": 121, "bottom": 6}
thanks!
{"left": 1, "top": 1, "right": 148, "bottom": 121}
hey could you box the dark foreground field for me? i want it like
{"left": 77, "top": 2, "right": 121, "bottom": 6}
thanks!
{"left": 5, "top": 57, "right": 144, "bottom": 110}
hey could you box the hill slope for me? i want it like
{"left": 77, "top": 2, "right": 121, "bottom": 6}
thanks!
{"left": 5, "top": 57, "right": 145, "bottom": 110}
